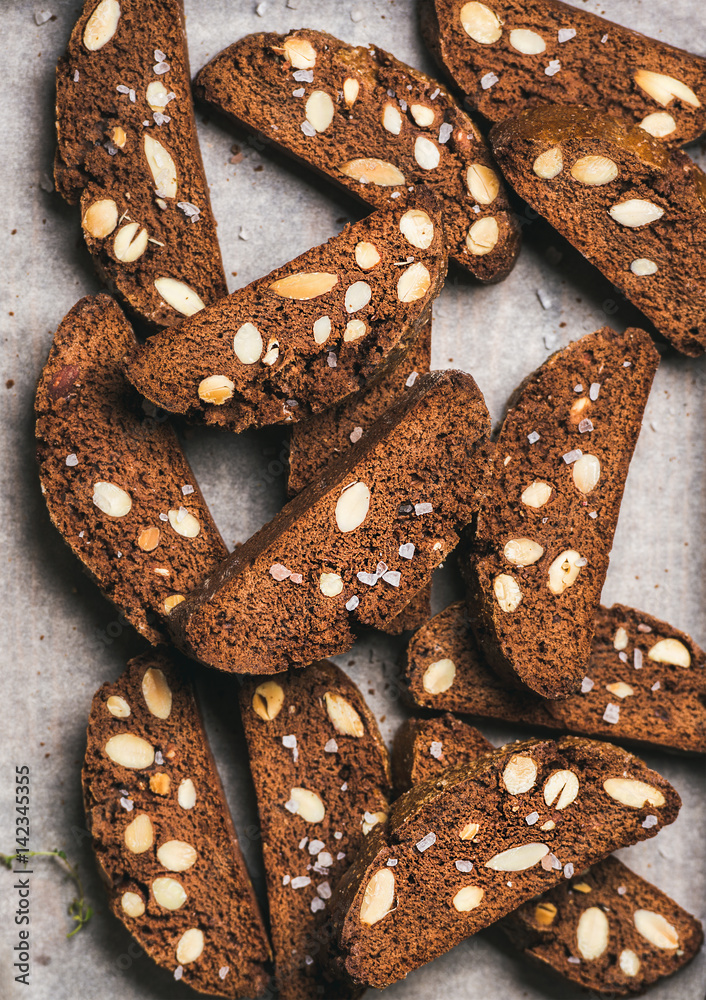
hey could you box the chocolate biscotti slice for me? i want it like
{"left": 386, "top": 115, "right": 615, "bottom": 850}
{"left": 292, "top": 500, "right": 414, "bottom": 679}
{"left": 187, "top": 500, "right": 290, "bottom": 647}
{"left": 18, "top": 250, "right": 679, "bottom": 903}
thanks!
{"left": 503, "top": 854, "right": 703, "bottom": 996}
{"left": 288, "top": 319, "right": 433, "bottom": 634}
{"left": 83, "top": 651, "right": 271, "bottom": 997}
{"left": 329, "top": 735, "right": 680, "bottom": 988}
{"left": 404, "top": 602, "right": 706, "bottom": 754}
{"left": 394, "top": 717, "right": 703, "bottom": 996}
{"left": 125, "top": 195, "right": 446, "bottom": 433}
{"left": 422, "top": 0, "right": 706, "bottom": 148}
{"left": 466, "top": 326, "right": 659, "bottom": 700}
{"left": 194, "top": 29, "right": 520, "bottom": 282}
{"left": 55, "top": 0, "right": 227, "bottom": 329}
{"left": 35, "top": 294, "right": 228, "bottom": 644}
{"left": 240, "top": 661, "right": 391, "bottom": 1000}
{"left": 170, "top": 370, "right": 491, "bottom": 674}
{"left": 490, "top": 105, "right": 706, "bottom": 356}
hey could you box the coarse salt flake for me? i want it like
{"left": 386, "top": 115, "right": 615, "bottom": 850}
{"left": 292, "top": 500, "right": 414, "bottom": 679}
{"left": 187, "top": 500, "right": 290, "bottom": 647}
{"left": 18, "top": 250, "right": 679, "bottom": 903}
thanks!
{"left": 525, "top": 811, "right": 539, "bottom": 825}
{"left": 581, "top": 677, "right": 594, "bottom": 693}
{"left": 634, "top": 648, "right": 643, "bottom": 669}
{"left": 480, "top": 72, "right": 499, "bottom": 90}
{"left": 301, "top": 121, "right": 317, "bottom": 137}
{"left": 430, "top": 741, "right": 443, "bottom": 760}
{"left": 345, "top": 595, "right": 360, "bottom": 611}
{"left": 455, "top": 860, "right": 473, "bottom": 873}
{"left": 66, "top": 453, "right": 78, "bottom": 466}
{"left": 324, "top": 738, "right": 338, "bottom": 753}
{"left": 350, "top": 426, "right": 363, "bottom": 443}
{"left": 416, "top": 832, "right": 436, "bottom": 852}
{"left": 563, "top": 449, "right": 583, "bottom": 464}
{"left": 399, "top": 542, "right": 415, "bottom": 559}
{"left": 438, "top": 122, "right": 453, "bottom": 144}
{"left": 290, "top": 876, "right": 311, "bottom": 889}
{"left": 327, "top": 352, "right": 337, "bottom": 368}
{"left": 564, "top": 863, "right": 574, "bottom": 879}
{"left": 405, "top": 370, "right": 419, "bottom": 387}
{"left": 293, "top": 69, "right": 314, "bottom": 83}
{"left": 603, "top": 703, "right": 620, "bottom": 724}
{"left": 527, "top": 431, "right": 540, "bottom": 444}
{"left": 310, "top": 897, "right": 325, "bottom": 913}
{"left": 218, "top": 967, "right": 229, "bottom": 980}
{"left": 174, "top": 966, "right": 183, "bottom": 980}
{"left": 382, "top": 570, "right": 401, "bottom": 587}
{"left": 558, "top": 28, "right": 576, "bottom": 42}
{"left": 578, "top": 419, "right": 594, "bottom": 434}
{"left": 545, "top": 60, "right": 561, "bottom": 76}
{"left": 589, "top": 382, "right": 601, "bottom": 401}
{"left": 270, "top": 563, "right": 291, "bottom": 581}
{"left": 414, "top": 502, "right": 433, "bottom": 515}
{"left": 651, "top": 681, "right": 661, "bottom": 692}
{"left": 642, "top": 815, "right": 658, "bottom": 829}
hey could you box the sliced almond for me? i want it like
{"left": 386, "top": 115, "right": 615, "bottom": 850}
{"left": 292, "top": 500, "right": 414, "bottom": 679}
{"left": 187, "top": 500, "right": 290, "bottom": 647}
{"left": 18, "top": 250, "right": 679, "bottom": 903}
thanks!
{"left": 422, "top": 658, "right": 456, "bottom": 694}
{"left": 414, "top": 136, "right": 440, "bottom": 170}
{"left": 324, "top": 692, "right": 364, "bottom": 737}
{"left": 382, "top": 104, "right": 403, "bottom": 135}
{"left": 466, "top": 216, "right": 499, "bottom": 255}
{"left": 360, "top": 869, "right": 395, "bottom": 925}
{"left": 452, "top": 885, "right": 484, "bottom": 912}
{"left": 82, "top": 198, "right": 118, "bottom": 239}
{"left": 606, "top": 681, "right": 634, "bottom": 699}
{"left": 233, "top": 322, "right": 263, "bottom": 364}
{"left": 113, "top": 222, "right": 148, "bottom": 262}
{"left": 494, "top": 573, "right": 522, "bottom": 612}
{"left": 459, "top": 2, "right": 503, "bottom": 44}
{"left": 153, "top": 877, "right": 187, "bottom": 911}
{"left": 168, "top": 508, "right": 200, "bottom": 539}
{"left": 142, "top": 667, "right": 172, "bottom": 719}
{"left": 485, "top": 843, "right": 549, "bottom": 871}
{"left": 509, "top": 28, "right": 546, "bottom": 54}
{"left": 144, "top": 135, "right": 177, "bottom": 198}
{"left": 283, "top": 35, "right": 316, "bottom": 69}
{"left": 543, "top": 770, "right": 579, "bottom": 810}
{"left": 164, "top": 594, "right": 185, "bottom": 614}
{"left": 157, "top": 839, "right": 198, "bottom": 872}
{"left": 355, "top": 242, "right": 381, "bottom": 270}
{"left": 146, "top": 80, "right": 172, "bottom": 111}
{"left": 521, "top": 480, "right": 552, "bottom": 507}
{"left": 124, "top": 813, "right": 154, "bottom": 854}
{"left": 639, "top": 111, "right": 677, "bottom": 138}
{"left": 286, "top": 787, "right": 325, "bottom": 823}
{"left": 198, "top": 375, "right": 234, "bottom": 405}
{"left": 411, "top": 103, "right": 435, "bottom": 127}
{"left": 320, "top": 571, "right": 344, "bottom": 597}
{"left": 535, "top": 901, "right": 557, "bottom": 926}
{"left": 340, "top": 158, "right": 405, "bottom": 186}
{"left": 362, "top": 810, "right": 387, "bottom": 835}
{"left": 313, "top": 316, "right": 332, "bottom": 344}
{"left": 547, "top": 549, "right": 583, "bottom": 595}
{"left": 570, "top": 155, "right": 618, "bottom": 186}
{"left": 93, "top": 481, "right": 131, "bottom": 517}
{"left": 343, "top": 77, "right": 359, "bottom": 105}
{"left": 83, "top": 0, "right": 120, "bottom": 51}
{"left": 573, "top": 454, "right": 600, "bottom": 494}
{"left": 397, "top": 261, "right": 431, "bottom": 302}
{"left": 620, "top": 949, "right": 641, "bottom": 976}
{"left": 177, "top": 778, "right": 197, "bottom": 810}
{"left": 105, "top": 733, "right": 154, "bottom": 769}
{"left": 306, "top": 90, "right": 334, "bottom": 132}
{"left": 633, "top": 69, "right": 701, "bottom": 108}
{"left": 577, "top": 907, "right": 610, "bottom": 960}
{"left": 345, "top": 281, "right": 372, "bottom": 313}
{"left": 262, "top": 338, "right": 279, "bottom": 366}
{"left": 647, "top": 637, "right": 691, "bottom": 667}
{"left": 344, "top": 319, "right": 367, "bottom": 342}
{"left": 111, "top": 126, "right": 126, "bottom": 149}
{"left": 504, "top": 537, "right": 544, "bottom": 566}
{"left": 533, "top": 147, "right": 563, "bottom": 179}
{"left": 634, "top": 909, "right": 679, "bottom": 949}
{"left": 466, "top": 164, "right": 500, "bottom": 205}
{"left": 502, "top": 755, "right": 537, "bottom": 795}
{"left": 613, "top": 627, "right": 629, "bottom": 651}
{"left": 253, "top": 681, "right": 285, "bottom": 721}
{"left": 176, "top": 928, "right": 204, "bottom": 965}
{"left": 460, "top": 821, "right": 480, "bottom": 841}
{"left": 107, "top": 695, "right": 130, "bottom": 718}
{"left": 630, "top": 258, "right": 658, "bottom": 275}
{"left": 609, "top": 199, "right": 664, "bottom": 228}
{"left": 154, "top": 277, "right": 205, "bottom": 316}
{"left": 399, "top": 208, "right": 434, "bottom": 249}
{"left": 603, "top": 778, "right": 665, "bottom": 808}
{"left": 137, "top": 527, "right": 160, "bottom": 552}
{"left": 149, "top": 773, "right": 170, "bottom": 796}
{"left": 335, "top": 481, "right": 370, "bottom": 532}
{"left": 269, "top": 272, "right": 338, "bottom": 299}
{"left": 121, "top": 891, "right": 144, "bottom": 918}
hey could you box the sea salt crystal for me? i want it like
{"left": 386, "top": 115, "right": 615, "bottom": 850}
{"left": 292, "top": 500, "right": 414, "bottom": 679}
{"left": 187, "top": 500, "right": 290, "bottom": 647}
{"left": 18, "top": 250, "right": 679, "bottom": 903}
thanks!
{"left": 154, "top": 49, "right": 166, "bottom": 62}
{"left": 430, "top": 741, "right": 443, "bottom": 760}
{"left": 292, "top": 86, "right": 305, "bottom": 97}
{"left": 619, "top": 651, "right": 628, "bottom": 663}
{"left": 399, "top": 542, "right": 415, "bottom": 559}
{"left": 480, "top": 72, "right": 499, "bottom": 90}
{"left": 558, "top": 28, "right": 576, "bottom": 42}
{"left": 589, "top": 382, "right": 601, "bottom": 401}
{"left": 603, "top": 703, "right": 620, "bottom": 724}
{"left": 578, "top": 419, "right": 594, "bottom": 434}
{"left": 642, "top": 815, "right": 658, "bottom": 829}
{"left": 174, "top": 966, "right": 183, "bottom": 980}
{"left": 310, "top": 897, "right": 325, "bottom": 913}
{"left": 154, "top": 751, "right": 164, "bottom": 765}
{"left": 525, "top": 811, "right": 539, "bottom": 826}
{"left": 563, "top": 449, "right": 582, "bottom": 464}
{"left": 438, "top": 122, "right": 453, "bottom": 144}
{"left": 617, "top": 885, "right": 627, "bottom": 895}
{"left": 637, "top": 623, "right": 652, "bottom": 633}
{"left": 35, "top": 10, "right": 52, "bottom": 25}
{"left": 634, "top": 648, "right": 643, "bottom": 669}
{"left": 307, "top": 840, "right": 323, "bottom": 854}
{"left": 414, "top": 502, "right": 433, "bottom": 515}
{"left": 527, "top": 431, "right": 540, "bottom": 444}
{"left": 564, "top": 863, "right": 574, "bottom": 879}
{"left": 356, "top": 571, "right": 378, "bottom": 587}
{"left": 324, "top": 739, "right": 338, "bottom": 753}
{"left": 293, "top": 69, "right": 314, "bottom": 83}
{"left": 455, "top": 860, "right": 473, "bottom": 873}
{"left": 345, "top": 595, "right": 360, "bottom": 611}
{"left": 317, "top": 880, "right": 332, "bottom": 898}
{"left": 337, "top": 852, "right": 345, "bottom": 860}
{"left": 387, "top": 858, "right": 398, "bottom": 866}
{"left": 73, "top": 70, "right": 79, "bottom": 82}
{"left": 567, "top": 956, "right": 581, "bottom": 965}
{"left": 574, "top": 383, "right": 583, "bottom": 393}
{"left": 116, "top": 84, "right": 130, "bottom": 94}
{"left": 218, "top": 967, "right": 229, "bottom": 980}
{"left": 545, "top": 60, "right": 561, "bottom": 76}
{"left": 382, "top": 570, "right": 401, "bottom": 587}
{"left": 588, "top": 511, "right": 598, "bottom": 519}
{"left": 291, "top": 876, "right": 311, "bottom": 889}
{"left": 282, "top": 734, "right": 298, "bottom": 763}
{"left": 341, "top": 782, "right": 348, "bottom": 791}
{"left": 349, "top": 426, "right": 363, "bottom": 443}
{"left": 327, "top": 352, "right": 337, "bottom": 368}
{"left": 154, "top": 61, "right": 170, "bottom": 75}
{"left": 405, "top": 370, "right": 419, "bottom": 387}
{"left": 601, "top": 33, "right": 609, "bottom": 43}
{"left": 66, "top": 453, "right": 78, "bottom": 466}
{"left": 651, "top": 681, "right": 661, "bottom": 692}
{"left": 581, "top": 677, "right": 594, "bottom": 693}
{"left": 120, "top": 797, "right": 134, "bottom": 811}
{"left": 290, "top": 573, "right": 303, "bottom": 585}
{"left": 334, "top": 831, "right": 343, "bottom": 840}
{"left": 430, "top": 88, "right": 440, "bottom": 100}
{"left": 177, "top": 201, "right": 200, "bottom": 221}
{"left": 416, "top": 832, "right": 436, "bottom": 852}
{"left": 301, "top": 121, "right": 317, "bottom": 137}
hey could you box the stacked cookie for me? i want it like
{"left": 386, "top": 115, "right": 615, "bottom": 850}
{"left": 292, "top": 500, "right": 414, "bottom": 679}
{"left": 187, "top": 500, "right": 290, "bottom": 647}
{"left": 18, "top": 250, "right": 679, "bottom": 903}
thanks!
{"left": 36, "top": 1, "right": 705, "bottom": 998}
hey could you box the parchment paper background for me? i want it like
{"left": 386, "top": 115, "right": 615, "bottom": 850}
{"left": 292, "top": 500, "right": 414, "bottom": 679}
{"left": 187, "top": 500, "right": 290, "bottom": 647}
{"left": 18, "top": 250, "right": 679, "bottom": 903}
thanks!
{"left": 0, "top": 1, "right": 704, "bottom": 998}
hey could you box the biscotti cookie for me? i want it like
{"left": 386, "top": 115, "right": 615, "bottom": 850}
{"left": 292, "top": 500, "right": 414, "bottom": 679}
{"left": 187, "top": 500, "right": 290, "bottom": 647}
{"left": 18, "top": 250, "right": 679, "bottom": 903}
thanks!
{"left": 288, "top": 319, "right": 433, "bottom": 634}
{"left": 489, "top": 105, "right": 706, "bottom": 356}
{"left": 404, "top": 602, "right": 706, "bottom": 754}
{"left": 125, "top": 194, "right": 446, "bottom": 433}
{"left": 194, "top": 29, "right": 520, "bottom": 282}
{"left": 239, "top": 661, "right": 391, "bottom": 1000}
{"left": 394, "top": 717, "right": 703, "bottom": 995}
{"left": 170, "top": 370, "right": 491, "bottom": 674}
{"left": 35, "top": 294, "right": 228, "bottom": 644}
{"left": 55, "top": 0, "right": 227, "bottom": 329}
{"left": 503, "top": 854, "right": 703, "bottom": 996}
{"left": 421, "top": 0, "right": 706, "bottom": 147}
{"left": 466, "top": 326, "right": 659, "bottom": 700}
{"left": 83, "top": 651, "right": 271, "bottom": 997}
{"left": 329, "top": 735, "right": 680, "bottom": 988}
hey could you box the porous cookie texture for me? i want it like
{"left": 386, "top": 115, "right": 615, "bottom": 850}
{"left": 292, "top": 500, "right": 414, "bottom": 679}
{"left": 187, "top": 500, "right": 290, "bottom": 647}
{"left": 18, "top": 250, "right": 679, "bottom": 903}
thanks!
{"left": 395, "top": 717, "right": 703, "bottom": 995}
{"left": 404, "top": 601, "right": 706, "bottom": 754}
{"left": 288, "top": 319, "right": 433, "bottom": 634}
{"left": 329, "top": 736, "right": 680, "bottom": 989}
{"left": 169, "top": 370, "right": 492, "bottom": 674}
{"left": 125, "top": 194, "right": 446, "bottom": 433}
{"left": 34, "top": 294, "right": 228, "bottom": 644}
{"left": 466, "top": 326, "right": 659, "bottom": 700}
{"left": 55, "top": 0, "right": 227, "bottom": 329}
{"left": 503, "top": 855, "right": 704, "bottom": 996}
{"left": 422, "top": 0, "right": 706, "bottom": 148}
{"left": 239, "top": 661, "right": 391, "bottom": 1000}
{"left": 83, "top": 651, "right": 271, "bottom": 998}
{"left": 194, "top": 29, "right": 520, "bottom": 282}
{"left": 489, "top": 105, "right": 706, "bottom": 356}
